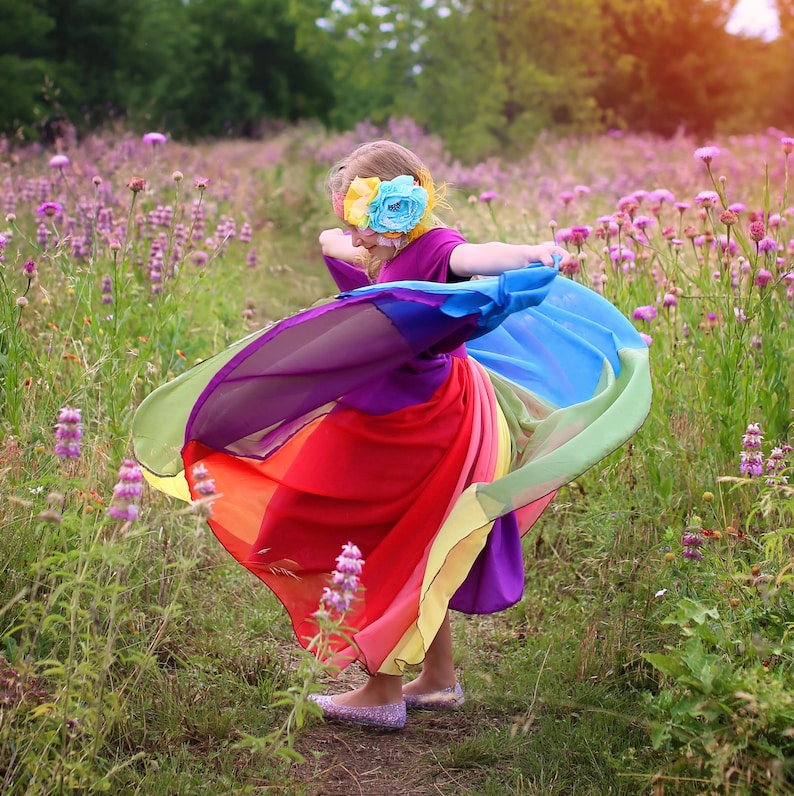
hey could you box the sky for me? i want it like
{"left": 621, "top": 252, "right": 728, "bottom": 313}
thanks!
{"left": 727, "top": 0, "right": 781, "bottom": 40}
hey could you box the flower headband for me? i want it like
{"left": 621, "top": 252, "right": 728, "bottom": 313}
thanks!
{"left": 332, "top": 169, "right": 443, "bottom": 247}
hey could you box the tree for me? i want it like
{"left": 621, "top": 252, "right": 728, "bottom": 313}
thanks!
{"left": 166, "top": 0, "right": 334, "bottom": 137}
{"left": 0, "top": 0, "right": 54, "bottom": 134}
{"left": 595, "top": 0, "right": 744, "bottom": 136}
{"left": 408, "top": 0, "right": 610, "bottom": 159}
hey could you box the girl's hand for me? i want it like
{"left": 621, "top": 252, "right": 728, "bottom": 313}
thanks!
{"left": 526, "top": 242, "right": 572, "bottom": 268}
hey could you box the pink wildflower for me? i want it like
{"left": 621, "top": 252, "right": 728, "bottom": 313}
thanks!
{"left": 694, "top": 146, "right": 720, "bottom": 163}
{"left": 108, "top": 459, "right": 144, "bottom": 522}
{"left": 755, "top": 268, "right": 774, "bottom": 287}
{"left": 316, "top": 541, "right": 364, "bottom": 616}
{"left": 633, "top": 305, "right": 657, "bottom": 322}
{"left": 54, "top": 406, "right": 82, "bottom": 459}
{"left": 37, "top": 202, "right": 62, "bottom": 218}
{"left": 142, "top": 132, "right": 167, "bottom": 146}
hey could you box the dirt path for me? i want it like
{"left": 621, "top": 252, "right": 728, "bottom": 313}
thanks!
{"left": 290, "top": 670, "right": 493, "bottom": 795}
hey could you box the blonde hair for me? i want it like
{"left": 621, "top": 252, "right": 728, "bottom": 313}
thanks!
{"left": 327, "top": 141, "right": 445, "bottom": 279}
{"left": 327, "top": 140, "right": 429, "bottom": 196}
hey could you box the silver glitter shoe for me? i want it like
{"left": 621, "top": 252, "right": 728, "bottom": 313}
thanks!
{"left": 402, "top": 682, "right": 465, "bottom": 711}
{"left": 309, "top": 694, "right": 407, "bottom": 730}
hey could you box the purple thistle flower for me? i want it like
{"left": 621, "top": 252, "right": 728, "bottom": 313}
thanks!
{"left": 37, "top": 201, "right": 62, "bottom": 218}
{"left": 108, "top": 459, "right": 143, "bottom": 521}
{"left": 633, "top": 216, "right": 656, "bottom": 231}
{"left": 649, "top": 189, "right": 675, "bottom": 205}
{"left": 49, "top": 154, "right": 70, "bottom": 169}
{"left": 695, "top": 190, "right": 720, "bottom": 208}
{"left": 694, "top": 146, "right": 720, "bottom": 163}
{"left": 755, "top": 269, "right": 773, "bottom": 287}
{"left": 54, "top": 406, "right": 82, "bottom": 459}
{"left": 142, "top": 132, "right": 167, "bottom": 146}
{"left": 478, "top": 190, "right": 498, "bottom": 203}
{"left": 633, "top": 305, "right": 657, "bottom": 322}
{"left": 22, "top": 260, "right": 37, "bottom": 278}
{"left": 757, "top": 236, "right": 778, "bottom": 254}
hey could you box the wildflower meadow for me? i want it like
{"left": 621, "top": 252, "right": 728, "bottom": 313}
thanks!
{"left": 1, "top": 120, "right": 793, "bottom": 795}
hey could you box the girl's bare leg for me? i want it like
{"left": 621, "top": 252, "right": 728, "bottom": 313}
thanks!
{"left": 402, "top": 611, "right": 457, "bottom": 695}
{"left": 332, "top": 672, "right": 403, "bottom": 707}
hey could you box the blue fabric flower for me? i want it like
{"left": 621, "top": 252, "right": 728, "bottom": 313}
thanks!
{"left": 367, "top": 175, "right": 429, "bottom": 234}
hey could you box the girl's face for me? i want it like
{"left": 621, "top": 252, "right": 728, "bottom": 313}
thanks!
{"left": 341, "top": 218, "right": 398, "bottom": 262}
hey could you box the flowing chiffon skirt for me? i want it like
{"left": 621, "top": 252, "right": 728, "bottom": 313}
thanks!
{"left": 133, "top": 263, "right": 651, "bottom": 674}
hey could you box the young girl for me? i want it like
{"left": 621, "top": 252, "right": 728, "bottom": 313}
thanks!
{"left": 132, "top": 140, "right": 651, "bottom": 732}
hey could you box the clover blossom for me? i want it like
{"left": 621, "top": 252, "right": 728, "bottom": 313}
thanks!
{"left": 54, "top": 406, "right": 82, "bottom": 459}
{"left": 316, "top": 541, "right": 364, "bottom": 616}
{"left": 107, "top": 459, "right": 144, "bottom": 522}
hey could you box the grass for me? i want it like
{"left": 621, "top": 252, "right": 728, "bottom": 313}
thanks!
{"left": 1, "top": 120, "right": 793, "bottom": 794}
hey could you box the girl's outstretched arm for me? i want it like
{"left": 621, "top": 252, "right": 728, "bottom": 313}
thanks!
{"left": 449, "top": 240, "right": 571, "bottom": 277}
{"left": 319, "top": 227, "right": 365, "bottom": 264}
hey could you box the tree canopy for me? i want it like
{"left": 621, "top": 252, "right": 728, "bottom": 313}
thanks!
{"left": 1, "top": 0, "right": 791, "bottom": 159}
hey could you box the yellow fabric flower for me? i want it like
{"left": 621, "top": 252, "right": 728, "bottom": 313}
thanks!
{"left": 344, "top": 176, "right": 381, "bottom": 230}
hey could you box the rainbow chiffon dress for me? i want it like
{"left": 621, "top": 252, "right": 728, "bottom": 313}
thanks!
{"left": 132, "top": 229, "right": 651, "bottom": 676}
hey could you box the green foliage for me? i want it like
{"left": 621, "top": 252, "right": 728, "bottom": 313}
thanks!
{"left": 412, "top": 0, "right": 608, "bottom": 159}
{"left": 2, "top": 122, "right": 794, "bottom": 793}
{"left": 643, "top": 601, "right": 794, "bottom": 792}
{"left": 1, "top": 0, "right": 794, "bottom": 153}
